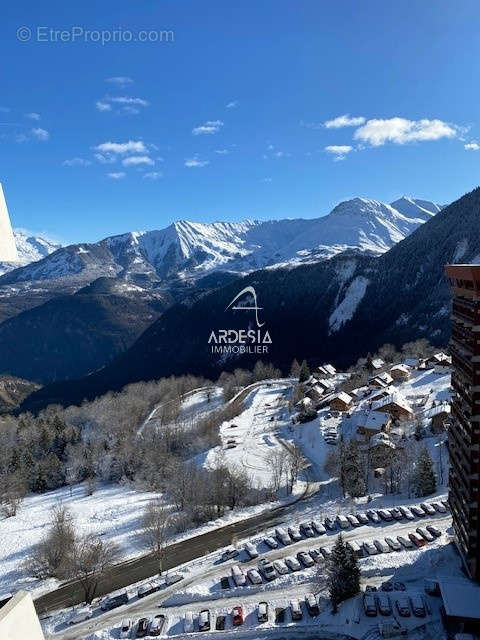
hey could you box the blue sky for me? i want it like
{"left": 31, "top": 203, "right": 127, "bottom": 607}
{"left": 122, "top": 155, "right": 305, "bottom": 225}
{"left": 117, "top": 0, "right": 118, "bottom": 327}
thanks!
{"left": 1, "top": 0, "right": 480, "bottom": 244}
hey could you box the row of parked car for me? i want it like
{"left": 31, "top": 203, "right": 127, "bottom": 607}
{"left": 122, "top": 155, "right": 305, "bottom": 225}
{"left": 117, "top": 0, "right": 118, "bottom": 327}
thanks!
{"left": 184, "top": 594, "right": 321, "bottom": 633}
{"left": 363, "top": 591, "right": 427, "bottom": 618}
{"left": 118, "top": 615, "right": 165, "bottom": 638}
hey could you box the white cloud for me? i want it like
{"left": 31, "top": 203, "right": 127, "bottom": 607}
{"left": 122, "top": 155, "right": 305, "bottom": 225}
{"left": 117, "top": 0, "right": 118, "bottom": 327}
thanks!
{"left": 107, "top": 172, "right": 126, "bottom": 179}
{"left": 105, "top": 76, "right": 134, "bottom": 87}
{"left": 226, "top": 101, "right": 238, "bottom": 109}
{"left": 324, "top": 114, "right": 366, "bottom": 129}
{"left": 192, "top": 120, "right": 223, "bottom": 135}
{"left": 215, "top": 149, "right": 230, "bottom": 155}
{"left": 94, "top": 153, "right": 116, "bottom": 164}
{"left": 31, "top": 127, "right": 49, "bottom": 141}
{"left": 63, "top": 157, "right": 92, "bottom": 167}
{"left": 273, "top": 151, "right": 290, "bottom": 158}
{"left": 184, "top": 155, "right": 209, "bottom": 168}
{"left": 108, "top": 96, "right": 149, "bottom": 107}
{"left": 96, "top": 101, "right": 112, "bottom": 112}
{"left": 25, "top": 112, "right": 40, "bottom": 120}
{"left": 94, "top": 140, "right": 147, "bottom": 155}
{"left": 465, "top": 141, "right": 480, "bottom": 151}
{"left": 324, "top": 145, "right": 353, "bottom": 161}
{"left": 122, "top": 155, "right": 154, "bottom": 167}
{"left": 354, "top": 117, "right": 458, "bottom": 146}
{"left": 143, "top": 171, "right": 163, "bottom": 180}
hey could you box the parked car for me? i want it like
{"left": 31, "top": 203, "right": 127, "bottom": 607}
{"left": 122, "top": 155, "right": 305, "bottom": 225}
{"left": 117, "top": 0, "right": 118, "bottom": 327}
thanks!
{"left": 397, "top": 535, "right": 413, "bottom": 549}
{"left": 183, "top": 612, "right": 194, "bottom": 633}
{"left": 431, "top": 501, "right": 447, "bottom": 513}
{"left": 288, "top": 526, "right": 302, "bottom": 541}
{"left": 199, "top": 610, "right": 211, "bottom": 631}
{"left": 363, "top": 593, "right": 378, "bottom": 617}
{"left": 311, "top": 520, "right": 326, "bottom": 535}
{"left": 309, "top": 549, "right": 322, "bottom": 563}
{"left": 347, "top": 514, "right": 361, "bottom": 527}
{"left": 356, "top": 513, "right": 369, "bottom": 525}
{"left": 264, "top": 536, "right": 279, "bottom": 549}
{"left": 424, "top": 578, "right": 440, "bottom": 595}
{"left": 441, "top": 499, "right": 450, "bottom": 511}
{"left": 385, "top": 537, "right": 402, "bottom": 551}
{"left": 378, "top": 509, "right": 393, "bottom": 521}
{"left": 285, "top": 555, "right": 302, "bottom": 571}
{"left": 346, "top": 540, "right": 363, "bottom": 557}
{"left": 420, "top": 502, "right": 436, "bottom": 516}
{"left": 244, "top": 541, "right": 259, "bottom": 558}
{"left": 395, "top": 596, "right": 411, "bottom": 617}
{"left": 411, "top": 505, "right": 426, "bottom": 517}
{"left": 319, "top": 546, "right": 331, "bottom": 559}
{"left": 426, "top": 524, "right": 442, "bottom": 538}
{"left": 374, "top": 539, "right": 391, "bottom": 553}
{"left": 275, "top": 527, "right": 291, "bottom": 545}
{"left": 259, "top": 559, "right": 276, "bottom": 581}
{"left": 232, "top": 605, "right": 244, "bottom": 626}
{"left": 305, "top": 593, "right": 320, "bottom": 616}
{"left": 137, "top": 581, "right": 158, "bottom": 598}
{"left": 325, "top": 517, "right": 337, "bottom": 530}
{"left": 136, "top": 618, "right": 151, "bottom": 638}
{"left": 119, "top": 619, "right": 132, "bottom": 638}
{"left": 290, "top": 599, "right": 303, "bottom": 621}
{"left": 275, "top": 607, "right": 285, "bottom": 623}
{"left": 390, "top": 507, "right": 403, "bottom": 520}
{"left": 258, "top": 602, "right": 269, "bottom": 623}
{"left": 366, "top": 509, "right": 381, "bottom": 523}
{"left": 221, "top": 546, "right": 239, "bottom": 561}
{"left": 416, "top": 527, "right": 434, "bottom": 542}
{"left": 410, "top": 593, "right": 426, "bottom": 617}
{"left": 297, "top": 551, "right": 315, "bottom": 567}
{"left": 409, "top": 532, "right": 427, "bottom": 548}
{"left": 149, "top": 615, "right": 165, "bottom": 637}
{"left": 101, "top": 592, "right": 129, "bottom": 611}
{"left": 247, "top": 568, "right": 263, "bottom": 585}
{"left": 364, "top": 540, "right": 379, "bottom": 555}
{"left": 336, "top": 515, "right": 350, "bottom": 529}
{"left": 377, "top": 593, "right": 392, "bottom": 616}
{"left": 231, "top": 565, "right": 246, "bottom": 587}
{"left": 70, "top": 607, "right": 93, "bottom": 625}
{"left": 399, "top": 506, "right": 415, "bottom": 520}
{"left": 165, "top": 573, "right": 183, "bottom": 585}
{"left": 215, "top": 615, "right": 226, "bottom": 630}
{"left": 300, "top": 522, "right": 315, "bottom": 537}
{"left": 273, "top": 559, "right": 289, "bottom": 574}
{"left": 381, "top": 581, "right": 394, "bottom": 592}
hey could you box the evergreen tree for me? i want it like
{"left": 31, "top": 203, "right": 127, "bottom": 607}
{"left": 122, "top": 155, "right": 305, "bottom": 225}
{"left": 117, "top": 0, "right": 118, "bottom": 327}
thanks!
{"left": 339, "top": 440, "right": 366, "bottom": 498}
{"left": 298, "top": 360, "right": 310, "bottom": 383}
{"left": 290, "top": 359, "right": 301, "bottom": 378}
{"left": 327, "top": 533, "right": 360, "bottom": 613}
{"left": 365, "top": 353, "right": 374, "bottom": 375}
{"left": 414, "top": 447, "right": 436, "bottom": 496}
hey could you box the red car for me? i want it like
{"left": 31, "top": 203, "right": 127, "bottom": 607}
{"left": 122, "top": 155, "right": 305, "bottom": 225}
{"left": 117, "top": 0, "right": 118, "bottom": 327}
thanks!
{"left": 408, "top": 532, "right": 426, "bottom": 548}
{"left": 232, "top": 606, "right": 244, "bottom": 626}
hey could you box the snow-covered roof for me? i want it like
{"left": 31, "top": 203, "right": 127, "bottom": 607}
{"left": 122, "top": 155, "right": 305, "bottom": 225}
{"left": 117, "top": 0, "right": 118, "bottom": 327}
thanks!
{"left": 391, "top": 364, "right": 410, "bottom": 374}
{"left": 403, "top": 358, "right": 419, "bottom": 367}
{"left": 351, "top": 386, "right": 369, "bottom": 398}
{"left": 440, "top": 578, "right": 480, "bottom": 620}
{"left": 369, "top": 385, "right": 395, "bottom": 400}
{"left": 360, "top": 410, "right": 390, "bottom": 432}
{"left": 377, "top": 371, "right": 394, "bottom": 384}
{"left": 370, "top": 432, "right": 395, "bottom": 448}
{"left": 323, "top": 364, "right": 336, "bottom": 376}
{"left": 424, "top": 403, "right": 451, "bottom": 419}
{"left": 318, "top": 378, "right": 335, "bottom": 390}
{"left": 331, "top": 391, "right": 352, "bottom": 405}
{"left": 371, "top": 358, "right": 385, "bottom": 369}
{"left": 372, "top": 393, "right": 413, "bottom": 414}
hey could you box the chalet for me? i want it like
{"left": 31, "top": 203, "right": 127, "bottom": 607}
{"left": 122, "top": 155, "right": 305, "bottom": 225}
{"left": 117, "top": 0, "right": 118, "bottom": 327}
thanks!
{"left": 371, "top": 358, "right": 385, "bottom": 370}
{"left": 356, "top": 410, "right": 391, "bottom": 437}
{"left": 425, "top": 403, "right": 451, "bottom": 433}
{"left": 350, "top": 386, "right": 369, "bottom": 400}
{"left": 318, "top": 378, "right": 335, "bottom": 392}
{"left": 295, "top": 397, "right": 313, "bottom": 412}
{"left": 305, "top": 385, "right": 324, "bottom": 404}
{"left": 329, "top": 392, "right": 352, "bottom": 412}
{"left": 369, "top": 432, "right": 396, "bottom": 466}
{"left": 372, "top": 393, "right": 413, "bottom": 421}
{"left": 369, "top": 386, "right": 395, "bottom": 402}
{"left": 369, "top": 372, "right": 394, "bottom": 388}
{"left": 390, "top": 364, "right": 411, "bottom": 382}
{"left": 317, "top": 364, "right": 336, "bottom": 378}
{"left": 425, "top": 352, "right": 451, "bottom": 370}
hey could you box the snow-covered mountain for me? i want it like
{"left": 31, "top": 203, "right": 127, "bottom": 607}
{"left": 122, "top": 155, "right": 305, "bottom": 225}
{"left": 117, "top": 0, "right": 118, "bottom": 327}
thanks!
{"left": 0, "top": 231, "right": 60, "bottom": 276}
{"left": 0, "top": 196, "right": 442, "bottom": 286}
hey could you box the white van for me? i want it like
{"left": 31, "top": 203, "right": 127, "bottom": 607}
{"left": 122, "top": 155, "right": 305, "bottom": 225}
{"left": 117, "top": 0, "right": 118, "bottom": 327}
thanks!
{"left": 70, "top": 606, "right": 93, "bottom": 625}
{"left": 290, "top": 599, "right": 303, "bottom": 620}
{"left": 244, "top": 541, "right": 259, "bottom": 558}
{"left": 231, "top": 564, "right": 246, "bottom": 587}
{"left": 336, "top": 515, "right": 349, "bottom": 529}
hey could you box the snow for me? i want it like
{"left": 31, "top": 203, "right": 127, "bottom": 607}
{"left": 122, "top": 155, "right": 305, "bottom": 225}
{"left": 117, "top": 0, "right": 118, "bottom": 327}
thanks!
{"left": 329, "top": 277, "right": 369, "bottom": 333}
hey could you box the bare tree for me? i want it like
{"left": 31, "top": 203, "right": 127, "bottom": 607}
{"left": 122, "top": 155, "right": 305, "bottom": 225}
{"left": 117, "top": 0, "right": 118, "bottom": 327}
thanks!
{"left": 71, "top": 534, "right": 120, "bottom": 604}
{"left": 141, "top": 499, "right": 171, "bottom": 575}
{"left": 0, "top": 472, "right": 27, "bottom": 518}
{"left": 286, "top": 444, "right": 307, "bottom": 494}
{"left": 271, "top": 450, "right": 286, "bottom": 493}
{"left": 28, "top": 505, "right": 76, "bottom": 579}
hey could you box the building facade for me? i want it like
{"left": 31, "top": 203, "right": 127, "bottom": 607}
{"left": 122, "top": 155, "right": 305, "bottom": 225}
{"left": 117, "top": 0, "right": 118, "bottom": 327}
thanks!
{"left": 445, "top": 264, "right": 480, "bottom": 582}
{"left": 0, "top": 591, "right": 45, "bottom": 640}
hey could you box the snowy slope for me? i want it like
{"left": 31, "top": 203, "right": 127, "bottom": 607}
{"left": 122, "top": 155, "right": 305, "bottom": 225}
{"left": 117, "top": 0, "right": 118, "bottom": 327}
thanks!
{"left": 0, "top": 230, "right": 60, "bottom": 276}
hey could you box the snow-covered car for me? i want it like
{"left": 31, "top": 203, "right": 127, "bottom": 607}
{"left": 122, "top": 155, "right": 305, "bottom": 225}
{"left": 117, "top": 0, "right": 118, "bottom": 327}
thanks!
{"left": 258, "top": 601, "right": 269, "bottom": 623}
{"left": 336, "top": 515, "right": 350, "bottom": 529}
{"left": 373, "top": 539, "right": 391, "bottom": 553}
{"left": 199, "top": 609, "right": 211, "bottom": 631}
{"left": 324, "top": 517, "right": 337, "bottom": 530}
{"left": 311, "top": 520, "right": 326, "bottom": 535}
{"left": 244, "top": 541, "right": 259, "bottom": 558}
{"left": 259, "top": 559, "right": 276, "bottom": 581}
{"left": 309, "top": 549, "right": 322, "bottom": 563}
{"left": 231, "top": 565, "right": 247, "bottom": 587}
{"left": 221, "top": 546, "right": 239, "bottom": 561}
{"left": 366, "top": 509, "right": 381, "bottom": 523}
{"left": 376, "top": 593, "right": 392, "bottom": 616}
{"left": 165, "top": 573, "right": 183, "bottom": 585}
{"left": 410, "top": 593, "right": 426, "bottom": 617}
{"left": 149, "top": 614, "right": 165, "bottom": 637}
{"left": 441, "top": 500, "right": 450, "bottom": 510}
{"left": 363, "top": 540, "right": 379, "bottom": 555}
{"left": 385, "top": 537, "right": 402, "bottom": 551}
{"left": 409, "top": 532, "right": 427, "bottom": 547}
{"left": 183, "top": 612, "right": 195, "bottom": 633}
{"left": 347, "top": 514, "right": 361, "bottom": 527}
{"left": 416, "top": 527, "right": 434, "bottom": 542}
{"left": 300, "top": 522, "right": 315, "bottom": 537}
{"left": 378, "top": 509, "right": 393, "bottom": 521}
{"left": 275, "top": 527, "right": 291, "bottom": 545}
{"left": 356, "top": 513, "right": 369, "bottom": 525}
{"left": 273, "top": 559, "right": 289, "bottom": 574}
{"left": 346, "top": 540, "right": 363, "bottom": 557}
{"left": 119, "top": 619, "right": 132, "bottom": 638}
{"left": 399, "top": 506, "right": 415, "bottom": 520}
{"left": 137, "top": 581, "right": 158, "bottom": 598}
{"left": 247, "top": 568, "right": 263, "bottom": 585}
{"left": 285, "top": 555, "right": 302, "bottom": 571}
{"left": 397, "top": 535, "right": 414, "bottom": 549}
{"left": 319, "top": 546, "right": 331, "bottom": 559}
{"left": 431, "top": 501, "right": 447, "bottom": 513}
{"left": 101, "top": 591, "right": 128, "bottom": 611}
{"left": 136, "top": 617, "right": 151, "bottom": 637}
{"left": 287, "top": 526, "right": 302, "bottom": 541}
{"left": 232, "top": 605, "right": 244, "bottom": 626}
{"left": 70, "top": 606, "right": 93, "bottom": 625}
{"left": 290, "top": 599, "right": 303, "bottom": 620}
{"left": 363, "top": 593, "right": 377, "bottom": 617}
{"left": 426, "top": 524, "right": 442, "bottom": 538}
{"left": 264, "top": 536, "right": 279, "bottom": 549}
{"left": 296, "top": 551, "right": 315, "bottom": 567}
{"left": 390, "top": 507, "right": 403, "bottom": 520}
{"left": 395, "top": 596, "right": 411, "bottom": 617}
{"left": 420, "top": 502, "right": 436, "bottom": 516}
{"left": 305, "top": 593, "right": 319, "bottom": 616}
{"left": 411, "top": 505, "right": 426, "bottom": 517}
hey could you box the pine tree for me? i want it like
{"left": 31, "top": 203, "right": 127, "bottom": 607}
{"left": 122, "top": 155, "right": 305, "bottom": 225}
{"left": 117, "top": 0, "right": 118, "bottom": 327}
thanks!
{"left": 365, "top": 353, "right": 374, "bottom": 375}
{"left": 290, "top": 359, "right": 301, "bottom": 378}
{"left": 414, "top": 447, "right": 436, "bottom": 496}
{"left": 327, "top": 533, "right": 360, "bottom": 613}
{"left": 298, "top": 360, "right": 310, "bottom": 383}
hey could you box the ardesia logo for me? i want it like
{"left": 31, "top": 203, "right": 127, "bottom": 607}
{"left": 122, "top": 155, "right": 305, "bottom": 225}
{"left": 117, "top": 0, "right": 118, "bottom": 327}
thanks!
{"left": 225, "top": 285, "right": 265, "bottom": 328}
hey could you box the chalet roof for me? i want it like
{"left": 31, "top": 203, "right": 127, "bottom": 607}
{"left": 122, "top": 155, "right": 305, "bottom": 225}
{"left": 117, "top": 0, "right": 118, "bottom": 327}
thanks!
{"left": 371, "top": 358, "right": 385, "bottom": 369}
{"left": 370, "top": 432, "right": 395, "bottom": 448}
{"left": 361, "top": 410, "right": 390, "bottom": 431}
{"left": 323, "top": 364, "right": 336, "bottom": 376}
{"left": 391, "top": 364, "right": 410, "bottom": 374}
{"left": 424, "top": 403, "right": 451, "bottom": 419}
{"left": 403, "top": 358, "right": 419, "bottom": 367}
{"left": 372, "top": 393, "right": 413, "bottom": 414}
{"left": 318, "top": 378, "right": 335, "bottom": 390}
{"left": 351, "top": 386, "right": 369, "bottom": 398}
{"left": 331, "top": 391, "right": 352, "bottom": 405}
